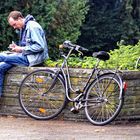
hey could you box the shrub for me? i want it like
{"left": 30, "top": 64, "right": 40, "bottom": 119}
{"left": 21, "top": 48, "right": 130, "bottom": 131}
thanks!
{"left": 44, "top": 41, "right": 140, "bottom": 70}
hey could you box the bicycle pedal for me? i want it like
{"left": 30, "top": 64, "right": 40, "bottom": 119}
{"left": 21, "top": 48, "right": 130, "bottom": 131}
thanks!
{"left": 70, "top": 107, "right": 79, "bottom": 114}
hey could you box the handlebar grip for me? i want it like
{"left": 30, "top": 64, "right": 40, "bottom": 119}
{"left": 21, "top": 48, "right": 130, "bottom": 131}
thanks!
{"left": 59, "top": 44, "right": 64, "bottom": 49}
{"left": 62, "top": 40, "right": 89, "bottom": 51}
{"left": 80, "top": 46, "right": 88, "bottom": 51}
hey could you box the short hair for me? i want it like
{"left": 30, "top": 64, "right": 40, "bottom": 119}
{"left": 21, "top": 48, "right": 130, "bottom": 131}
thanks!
{"left": 8, "top": 11, "right": 24, "bottom": 21}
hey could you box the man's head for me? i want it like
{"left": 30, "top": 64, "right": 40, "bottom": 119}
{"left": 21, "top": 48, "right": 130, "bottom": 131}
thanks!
{"left": 8, "top": 11, "right": 24, "bottom": 29}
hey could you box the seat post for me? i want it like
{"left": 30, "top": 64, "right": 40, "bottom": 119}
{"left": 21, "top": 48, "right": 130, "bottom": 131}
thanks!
{"left": 95, "top": 59, "right": 100, "bottom": 68}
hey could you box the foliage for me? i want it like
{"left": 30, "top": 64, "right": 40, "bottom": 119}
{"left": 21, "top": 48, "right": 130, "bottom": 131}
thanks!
{"left": 44, "top": 40, "right": 140, "bottom": 70}
{"left": 103, "top": 40, "right": 140, "bottom": 70}
{"left": 46, "top": 0, "right": 89, "bottom": 59}
{"left": 0, "top": 0, "right": 18, "bottom": 50}
{"left": 77, "top": 0, "right": 140, "bottom": 52}
{"left": 78, "top": 0, "right": 121, "bottom": 51}
{"left": 45, "top": 56, "right": 96, "bottom": 69}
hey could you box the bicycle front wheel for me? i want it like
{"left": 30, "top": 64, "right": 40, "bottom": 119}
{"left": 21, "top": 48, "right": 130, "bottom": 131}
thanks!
{"left": 19, "top": 69, "right": 66, "bottom": 120}
{"left": 85, "top": 73, "right": 123, "bottom": 125}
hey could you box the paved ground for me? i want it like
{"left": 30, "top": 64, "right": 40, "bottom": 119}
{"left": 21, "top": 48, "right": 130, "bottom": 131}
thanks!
{"left": 0, "top": 116, "right": 140, "bottom": 140}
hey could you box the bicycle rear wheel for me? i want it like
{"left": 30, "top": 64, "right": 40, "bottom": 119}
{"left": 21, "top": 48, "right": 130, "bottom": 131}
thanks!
{"left": 19, "top": 69, "right": 66, "bottom": 120}
{"left": 85, "top": 73, "right": 124, "bottom": 125}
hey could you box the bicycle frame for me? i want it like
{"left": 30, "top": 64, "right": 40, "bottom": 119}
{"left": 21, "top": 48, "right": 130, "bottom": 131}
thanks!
{"left": 56, "top": 47, "right": 101, "bottom": 102}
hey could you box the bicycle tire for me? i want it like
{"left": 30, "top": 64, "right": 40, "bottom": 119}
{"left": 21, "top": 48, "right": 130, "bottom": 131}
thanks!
{"left": 85, "top": 73, "right": 124, "bottom": 125}
{"left": 18, "top": 69, "right": 67, "bottom": 120}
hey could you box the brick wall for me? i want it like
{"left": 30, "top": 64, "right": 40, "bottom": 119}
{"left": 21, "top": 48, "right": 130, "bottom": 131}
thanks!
{"left": 0, "top": 67, "right": 140, "bottom": 123}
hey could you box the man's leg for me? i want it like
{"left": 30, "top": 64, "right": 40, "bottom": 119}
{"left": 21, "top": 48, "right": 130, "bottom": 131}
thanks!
{"left": 0, "top": 62, "right": 13, "bottom": 96}
{"left": 0, "top": 53, "right": 29, "bottom": 96}
{"left": 0, "top": 53, "right": 29, "bottom": 66}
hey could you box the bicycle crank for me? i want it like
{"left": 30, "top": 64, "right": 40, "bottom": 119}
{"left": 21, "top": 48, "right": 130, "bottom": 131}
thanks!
{"left": 70, "top": 101, "right": 83, "bottom": 114}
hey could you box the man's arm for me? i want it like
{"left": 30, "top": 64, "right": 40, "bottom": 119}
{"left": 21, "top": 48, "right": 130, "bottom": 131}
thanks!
{"left": 22, "top": 25, "right": 46, "bottom": 55}
{"left": 8, "top": 42, "right": 23, "bottom": 53}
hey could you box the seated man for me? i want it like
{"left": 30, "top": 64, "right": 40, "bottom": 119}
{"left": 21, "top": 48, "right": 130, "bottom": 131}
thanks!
{"left": 0, "top": 10, "right": 49, "bottom": 96}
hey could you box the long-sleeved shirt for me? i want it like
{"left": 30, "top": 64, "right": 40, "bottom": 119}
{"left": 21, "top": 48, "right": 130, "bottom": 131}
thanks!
{"left": 19, "top": 14, "right": 49, "bottom": 66}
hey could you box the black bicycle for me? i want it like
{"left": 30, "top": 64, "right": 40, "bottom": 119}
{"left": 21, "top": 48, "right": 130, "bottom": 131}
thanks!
{"left": 18, "top": 41, "right": 126, "bottom": 126}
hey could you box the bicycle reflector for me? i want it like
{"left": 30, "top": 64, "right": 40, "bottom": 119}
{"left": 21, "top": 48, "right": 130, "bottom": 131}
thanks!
{"left": 123, "top": 82, "right": 127, "bottom": 92}
{"left": 35, "top": 77, "right": 44, "bottom": 83}
{"left": 39, "top": 108, "right": 46, "bottom": 113}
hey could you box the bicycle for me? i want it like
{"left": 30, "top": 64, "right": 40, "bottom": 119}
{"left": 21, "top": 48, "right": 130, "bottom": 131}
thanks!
{"left": 135, "top": 57, "right": 140, "bottom": 69}
{"left": 18, "top": 40, "right": 126, "bottom": 126}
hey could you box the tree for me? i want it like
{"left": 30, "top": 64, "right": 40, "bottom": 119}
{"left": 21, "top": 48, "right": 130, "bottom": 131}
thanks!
{"left": 78, "top": 0, "right": 140, "bottom": 52}
{"left": 0, "top": 0, "right": 19, "bottom": 50}
{"left": 47, "top": 0, "right": 89, "bottom": 59}
{"left": 78, "top": 0, "right": 123, "bottom": 52}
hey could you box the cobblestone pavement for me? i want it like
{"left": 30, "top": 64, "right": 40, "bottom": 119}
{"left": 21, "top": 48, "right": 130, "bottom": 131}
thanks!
{"left": 0, "top": 116, "right": 140, "bottom": 140}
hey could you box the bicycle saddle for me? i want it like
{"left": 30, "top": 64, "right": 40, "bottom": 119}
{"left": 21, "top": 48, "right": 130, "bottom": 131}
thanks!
{"left": 92, "top": 51, "right": 110, "bottom": 61}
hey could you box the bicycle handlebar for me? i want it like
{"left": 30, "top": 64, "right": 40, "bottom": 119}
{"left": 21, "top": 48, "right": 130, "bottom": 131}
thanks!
{"left": 59, "top": 40, "right": 88, "bottom": 52}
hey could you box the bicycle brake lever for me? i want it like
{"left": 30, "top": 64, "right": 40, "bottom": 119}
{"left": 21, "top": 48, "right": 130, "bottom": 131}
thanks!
{"left": 75, "top": 45, "right": 83, "bottom": 55}
{"left": 77, "top": 50, "right": 83, "bottom": 56}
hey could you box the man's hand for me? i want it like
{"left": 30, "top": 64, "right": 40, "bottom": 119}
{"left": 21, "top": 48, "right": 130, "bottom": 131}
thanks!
{"left": 8, "top": 43, "right": 23, "bottom": 53}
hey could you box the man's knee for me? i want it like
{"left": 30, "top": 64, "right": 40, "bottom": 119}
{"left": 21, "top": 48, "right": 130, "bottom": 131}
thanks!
{"left": 0, "top": 62, "right": 13, "bottom": 73}
{"left": 0, "top": 53, "right": 7, "bottom": 61}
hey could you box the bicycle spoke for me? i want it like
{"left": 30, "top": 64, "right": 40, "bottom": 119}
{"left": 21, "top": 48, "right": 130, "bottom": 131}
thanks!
{"left": 19, "top": 69, "right": 66, "bottom": 120}
{"left": 85, "top": 73, "right": 123, "bottom": 125}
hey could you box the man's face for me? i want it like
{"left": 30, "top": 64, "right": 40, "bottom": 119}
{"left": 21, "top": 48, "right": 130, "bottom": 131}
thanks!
{"left": 8, "top": 17, "right": 24, "bottom": 29}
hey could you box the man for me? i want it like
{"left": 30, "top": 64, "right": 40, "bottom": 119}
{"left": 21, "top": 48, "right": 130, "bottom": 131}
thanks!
{"left": 0, "top": 10, "right": 48, "bottom": 96}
